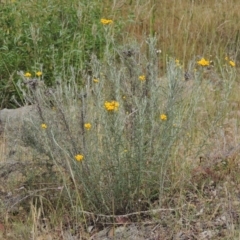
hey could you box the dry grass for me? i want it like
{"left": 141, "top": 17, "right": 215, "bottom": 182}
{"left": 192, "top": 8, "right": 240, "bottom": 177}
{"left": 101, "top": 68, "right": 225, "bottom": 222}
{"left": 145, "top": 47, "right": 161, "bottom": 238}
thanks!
{"left": 110, "top": 0, "right": 240, "bottom": 69}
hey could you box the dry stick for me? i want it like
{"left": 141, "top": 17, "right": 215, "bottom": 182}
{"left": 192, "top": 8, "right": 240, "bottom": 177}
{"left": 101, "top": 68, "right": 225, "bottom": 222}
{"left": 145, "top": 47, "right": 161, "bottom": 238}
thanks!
{"left": 34, "top": 90, "right": 57, "bottom": 159}
{"left": 8, "top": 187, "right": 64, "bottom": 210}
{"left": 78, "top": 207, "right": 182, "bottom": 219}
{"left": 80, "top": 92, "right": 86, "bottom": 153}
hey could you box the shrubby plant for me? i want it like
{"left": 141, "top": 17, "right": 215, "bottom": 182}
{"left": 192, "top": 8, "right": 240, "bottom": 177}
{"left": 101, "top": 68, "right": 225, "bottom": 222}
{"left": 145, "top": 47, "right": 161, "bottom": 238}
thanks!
{"left": 18, "top": 36, "right": 215, "bottom": 215}
{"left": 1, "top": 0, "right": 240, "bottom": 238}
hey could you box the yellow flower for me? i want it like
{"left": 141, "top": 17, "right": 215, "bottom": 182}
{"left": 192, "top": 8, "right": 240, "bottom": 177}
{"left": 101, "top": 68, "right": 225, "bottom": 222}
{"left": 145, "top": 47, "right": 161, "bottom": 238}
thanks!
{"left": 104, "top": 101, "right": 119, "bottom": 111}
{"left": 41, "top": 123, "right": 47, "bottom": 129}
{"left": 197, "top": 58, "right": 210, "bottom": 66}
{"left": 84, "top": 123, "right": 92, "bottom": 130}
{"left": 100, "top": 18, "right": 113, "bottom": 25}
{"left": 75, "top": 154, "right": 84, "bottom": 161}
{"left": 229, "top": 60, "right": 236, "bottom": 67}
{"left": 36, "top": 71, "right": 42, "bottom": 77}
{"left": 139, "top": 75, "right": 146, "bottom": 81}
{"left": 175, "top": 59, "right": 180, "bottom": 66}
{"left": 24, "top": 72, "right": 32, "bottom": 78}
{"left": 160, "top": 114, "right": 167, "bottom": 121}
{"left": 93, "top": 78, "right": 99, "bottom": 83}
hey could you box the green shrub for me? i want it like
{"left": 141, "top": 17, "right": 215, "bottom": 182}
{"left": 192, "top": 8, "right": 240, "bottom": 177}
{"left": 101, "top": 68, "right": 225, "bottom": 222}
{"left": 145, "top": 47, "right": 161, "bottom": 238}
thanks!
{"left": 19, "top": 36, "right": 205, "bottom": 215}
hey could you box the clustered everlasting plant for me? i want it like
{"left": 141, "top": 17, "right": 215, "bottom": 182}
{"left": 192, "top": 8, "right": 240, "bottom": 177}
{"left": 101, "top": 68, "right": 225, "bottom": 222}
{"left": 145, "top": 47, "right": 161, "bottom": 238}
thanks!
{"left": 93, "top": 78, "right": 99, "bottom": 83}
{"left": 18, "top": 28, "right": 237, "bottom": 218}
{"left": 20, "top": 34, "right": 196, "bottom": 215}
{"left": 138, "top": 75, "right": 146, "bottom": 81}
{"left": 197, "top": 58, "right": 210, "bottom": 66}
{"left": 100, "top": 18, "right": 113, "bottom": 25}
{"left": 24, "top": 72, "right": 32, "bottom": 78}
{"left": 225, "top": 57, "right": 236, "bottom": 67}
{"left": 160, "top": 114, "right": 167, "bottom": 121}
{"left": 75, "top": 154, "right": 84, "bottom": 162}
{"left": 1, "top": 1, "right": 240, "bottom": 238}
{"left": 104, "top": 101, "right": 120, "bottom": 111}
{"left": 84, "top": 123, "right": 92, "bottom": 130}
{"left": 41, "top": 123, "right": 47, "bottom": 129}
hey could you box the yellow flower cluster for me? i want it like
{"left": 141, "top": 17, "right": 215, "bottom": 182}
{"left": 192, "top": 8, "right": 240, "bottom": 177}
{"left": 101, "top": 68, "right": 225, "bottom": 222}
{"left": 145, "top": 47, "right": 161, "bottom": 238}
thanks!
{"left": 41, "top": 123, "right": 47, "bottom": 129}
{"left": 24, "top": 72, "right": 32, "bottom": 78}
{"left": 36, "top": 71, "right": 42, "bottom": 77}
{"left": 229, "top": 60, "right": 236, "bottom": 67}
{"left": 160, "top": 114, "right": 167, "bottom": 121}
{"left": 139, "top": 75, "right": 146, "bottom": 81}
{"left": 24, "top": 71, "right": 42, "bottom": 78}
{"left": 84, "top": 123, "right": 92, "bottom": 130}
{"left": 225, "top": 57, "right": 236, "bottom": 67}
{"left": 197, "top": 58, "right": 210, "bottom": 66}
{"left": 175, "top": 59, "right": 180, "bottom": 66}
{"left": 100, "top": 18, "right": 113, "bottom": 25}
{"left": 75, "top": 154, "right": 84, "bottom": 161}
{"left": 104, "top": 101, "right": 119, "bottom": 111}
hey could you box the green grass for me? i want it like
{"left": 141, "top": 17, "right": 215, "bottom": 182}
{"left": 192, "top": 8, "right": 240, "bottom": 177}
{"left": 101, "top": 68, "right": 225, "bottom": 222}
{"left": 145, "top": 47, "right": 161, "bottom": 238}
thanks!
{"left": 0, "top": 0, "right": 119, "bottom": 107}
{"left": 1, "top": 0, "right": 240, "bottom": 239}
